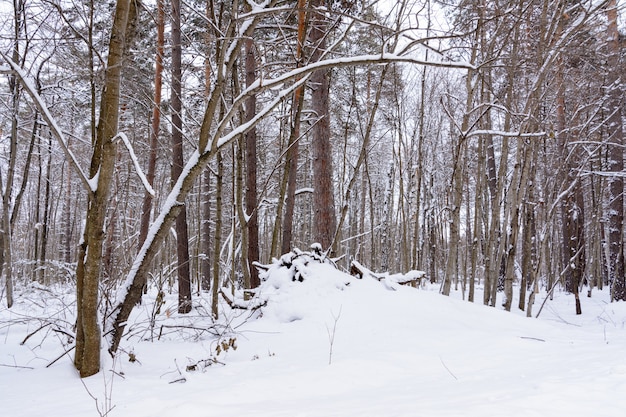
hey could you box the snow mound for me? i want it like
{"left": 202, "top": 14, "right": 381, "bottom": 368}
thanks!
{"left": 254, "top": 248, "right": 354, "bottom": 323}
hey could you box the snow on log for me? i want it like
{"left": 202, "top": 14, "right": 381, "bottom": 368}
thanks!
{"left": 350, "top": 260, "right": 426, "bottom": 290}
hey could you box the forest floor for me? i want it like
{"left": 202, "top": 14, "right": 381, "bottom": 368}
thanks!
{"left": 2, "top": 259, "right": 626, "bottom": 416}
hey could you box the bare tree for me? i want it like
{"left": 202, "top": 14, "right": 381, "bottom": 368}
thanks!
{"left": 73, "top": 0, "right": 136, "bottom": 377}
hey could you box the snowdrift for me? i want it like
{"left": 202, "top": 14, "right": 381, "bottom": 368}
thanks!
{"left": 2, "top": 251, "right": 626, "bottom": 416}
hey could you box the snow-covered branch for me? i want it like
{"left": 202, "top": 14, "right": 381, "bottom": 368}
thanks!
{"left": 462, "top": 130, "right": 547, "bottom": 139}
{"left": 0, "top": 53, "right": 92, "bottom": 193}
{"left": 114, "top": 132, "right": 155, "bottom": 197}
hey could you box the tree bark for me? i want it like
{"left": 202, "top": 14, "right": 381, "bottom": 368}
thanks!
{"left": 171, "top": 0, "right": 192, "bottom": 313}
{"left": 212, "top": 151, "right": 223, "bottom": 319}
{"left": 138, "top": 0, "right": 164, "bottom": 249}
{"left": 75, "top": 0, "right": 133, "bottom": 378}
{"left": 556, "top": 47, "right": 584, "bottom": 314}
{"left": 39, "top": 133, "right": 53, "bottom": 284}
{"left": 605, "top": 0, "right": 625, "bottom": 301}
{"left": 200, "top": 0, "right": 215, "bottom": 292}
{"left": 281, "top": 0, "right": 307, "bottom": 255}
{"left": 1, "top": 0, "right": 25, "bottom": 308}
{"left": 309, "top": 0, "right": 337, "bottom": 252}
{"left": 244, "top": 36, "right": 260, "bottom": 288}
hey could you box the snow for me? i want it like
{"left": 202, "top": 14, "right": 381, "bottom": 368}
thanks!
{"left": 2, "top": 260, "right": 626, "bottom": 417}
{"left": 87, "top": 168, "right": 100, "bottom": 193}
{"left": 295, "top": 187, "right": 314, "bottom": 195}
{"left": 114, "top": 132, "right": 155, "bottom": 197}
{"left": 463, "top": 130, "right": 547, "bottom": 139}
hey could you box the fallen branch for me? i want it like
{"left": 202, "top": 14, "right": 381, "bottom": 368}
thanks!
{"left": 439, "top": 356, "right": 458, "bottom": 381}
{"left": 219, "top": 287, "right": 267, "bottom": 311}
{"left": 157, "top": 324, "right": 219, "bottom": 341}
{"left": 20, "top": 322, "right": 52, "bottom": 345}
{"left": 0, "top": 363, "right": 34, "bottom": 370}
{"left": 350, "top": 260, "right": 427, "bottom": 289}
{"left": 519, "top": 336, "right": 546, "bottom": 342}
{"left": 46, "top": 345, "right": 75, "bottom": 368}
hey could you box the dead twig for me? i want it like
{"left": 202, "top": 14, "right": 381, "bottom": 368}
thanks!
{"left": 20, "top": 322, "right": 52, "bottom": 345}
{"left": 46, "top": 345, "right": 75, "bottom": 368}
{"left": 219, "top": 288, "right": 267, "bottom": 311}
{"left": 0, "top": 363, "right": 34, "bottom": 370}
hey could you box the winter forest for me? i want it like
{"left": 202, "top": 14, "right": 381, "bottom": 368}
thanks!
{"left": 1, "top": 0, "right": 626, "bottom": 412}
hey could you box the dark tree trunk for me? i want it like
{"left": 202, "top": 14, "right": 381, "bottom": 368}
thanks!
{"left": 244, "top": 37, "right": 260, "bottom": 288}
{"left": 212, "top": 152, "right": 223, "bottom": 319}
{"left": 200, "top": 169, "right": 212, "bottom": 291}
{"left": 309, "top": 0, "right": 336, "bottom": 252}
{"left": 281, "top": 0, "right": 307, "bottom": 255}
{"left": 200, "top": 0, "right": 213, "bottom": 292}
{"left": 606, "top": 0, "right": 625, "bottom": 301}
{"left": 39, "top": 133, "right": 53, "bottom": 284}
{"left": 171, "top": 0, "right": 192, "bottom": 313}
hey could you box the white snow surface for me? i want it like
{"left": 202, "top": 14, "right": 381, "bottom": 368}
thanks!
{"left": 2, "top": 261, "right": 626, "bottom": 416}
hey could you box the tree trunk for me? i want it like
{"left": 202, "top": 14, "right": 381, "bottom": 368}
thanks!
{"left": 75, "top": 0, "right": 133, "bottom": 378}
{"left": 443, "top": 33, "right": 476, "bottom": 296}
{"left": 605, "top": 0, "right": 625, "bottom": 301}
{"left": 309, "top": 0, "right": 336, "bottom": 252}
{"left": 138, "top": 0, "right": 164, "bottom": 249}
{"left": 244, "top": 36, "right": 260, "bottom": 289}
{"left": 556, "top": 48, "right": 584, "bottom": 314}
{"left": 442, "top": 135, "right": 465, "bottom": 296}
{"left": 281, "top": 0, "right": 307, "bottom": 255}
{"left": 212, "top": 151, "right": 223, "bottom": 319}
{"left": 171, "top": 0, "right": 192, "bottom": 313}
{"left": 236, "top": 134, "right": 250, "bottom": 292}
{"left": 1, "top": 0, "right": 24, "bottom": 308}
{"left": 200, "top": 0, "right": 214, "bottom": 292}
{"left": 39, "top": 133, "right": 53, "bottom": 284}
{"left": 381, "top": 162, "right": 394, "bottom": 272}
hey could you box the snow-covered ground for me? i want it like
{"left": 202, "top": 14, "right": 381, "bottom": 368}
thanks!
{"left": 2, "top": 256, "right": 626, "bottom": 416}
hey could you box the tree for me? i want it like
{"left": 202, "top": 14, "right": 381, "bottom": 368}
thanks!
{"left": 138, "top": 0, "right": 164, "bottom": 249}
{"left": 170, "top": 0, "right": 192, "bottom": 314}
{"left": 605, "top": 0, "right": 625, "bottom": 301}
{"left": 1, "top": 0, "right": 25, "bottom": 309}
{"left": 309, "top": 0, "right": 337, "bottom": 252}
{"left": 74, "top": 0, "right": 136, "bottom": 378}
{"left": 281, "top": 0, "right": 308, "bottom": 255}
{"left": 244, "top": 20, "right": 260, "bottom": 289}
